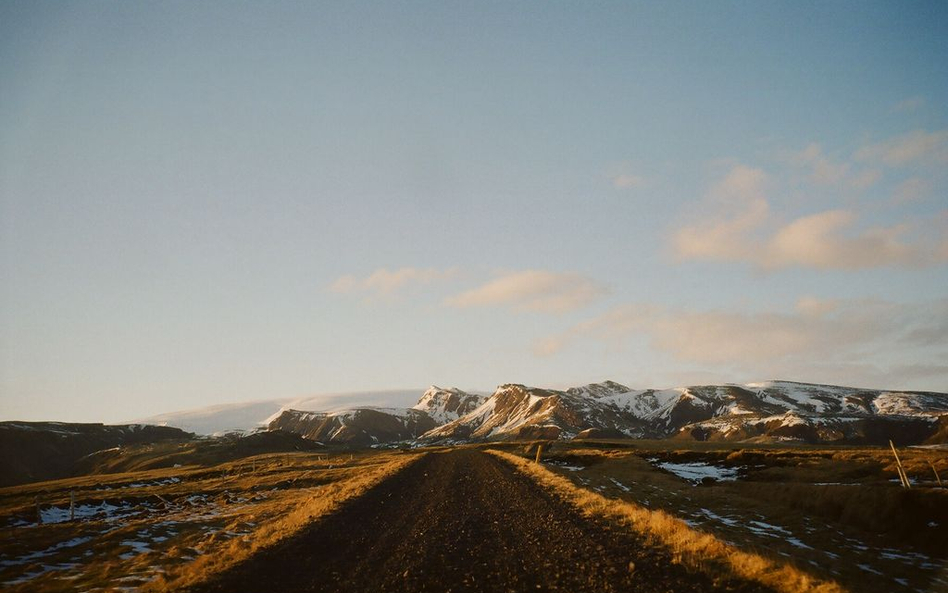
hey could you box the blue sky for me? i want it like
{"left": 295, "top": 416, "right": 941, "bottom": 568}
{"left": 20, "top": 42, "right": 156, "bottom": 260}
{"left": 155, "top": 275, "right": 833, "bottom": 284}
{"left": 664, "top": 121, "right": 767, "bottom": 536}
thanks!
{"left": 2, "top": 1, "right": 947, "bottom": 422}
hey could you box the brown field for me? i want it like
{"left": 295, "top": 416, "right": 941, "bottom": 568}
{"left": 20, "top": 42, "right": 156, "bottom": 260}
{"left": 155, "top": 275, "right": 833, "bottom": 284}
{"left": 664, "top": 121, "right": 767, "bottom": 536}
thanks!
{"left": 0, "top": 440, "right": 944, "bottom": 592}
{"left": 0, "top": 449, "right": 420, "bottom": 592}
{"left": 489, "top": 440, "right": 947, "bottom": 593}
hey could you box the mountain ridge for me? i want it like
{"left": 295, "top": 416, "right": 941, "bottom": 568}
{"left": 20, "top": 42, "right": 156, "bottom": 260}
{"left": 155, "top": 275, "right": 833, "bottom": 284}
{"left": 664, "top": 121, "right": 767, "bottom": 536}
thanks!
{"left": 133, "top": 380, "right": 947, "bottom": 446}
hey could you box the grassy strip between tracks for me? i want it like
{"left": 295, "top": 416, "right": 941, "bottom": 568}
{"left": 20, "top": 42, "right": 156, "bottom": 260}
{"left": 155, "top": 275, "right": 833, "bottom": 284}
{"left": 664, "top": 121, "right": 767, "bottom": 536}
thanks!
{"left": 488, "top": 449, "right": 845, "bottom": 593}
{"left": 144, "top": 452, "right": 424, "bottom": 592}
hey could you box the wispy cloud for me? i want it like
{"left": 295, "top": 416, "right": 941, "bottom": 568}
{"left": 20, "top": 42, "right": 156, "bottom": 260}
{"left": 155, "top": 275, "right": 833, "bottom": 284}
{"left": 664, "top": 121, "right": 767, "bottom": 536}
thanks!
{"left": 891, "top": 177, "right": 931, "bottom": 204}
{"left": 673, "top": 164, "right": 943, "bottom": 270}
{"left": 891, "top": 96, "right": 926, "bottom": 113}
{"left": 446, "top": 270, "right": 606, "bottom": 314}
{"left": 785, "top": 143, "right": 880, "bottom": 190}
{"left": 612, "top": 173, "right": 645, "bottom": 189}
{"left": 854, "top": 129, "right": 948, "bottom": 166}
{"left": 330, "top": 267, "right": 457, "bottom": 297}
{"left": 535, "top": 298, "right": 948, "bottom": 387}
{"left": 673, "top": 165, "right": 771, "bottom": 262}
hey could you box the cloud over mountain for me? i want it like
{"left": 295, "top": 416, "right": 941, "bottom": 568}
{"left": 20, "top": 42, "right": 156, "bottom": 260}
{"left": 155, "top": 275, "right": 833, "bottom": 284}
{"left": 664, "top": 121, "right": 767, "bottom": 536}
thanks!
{"left": 446, "top": 270, "right": 606, "bottom": 314}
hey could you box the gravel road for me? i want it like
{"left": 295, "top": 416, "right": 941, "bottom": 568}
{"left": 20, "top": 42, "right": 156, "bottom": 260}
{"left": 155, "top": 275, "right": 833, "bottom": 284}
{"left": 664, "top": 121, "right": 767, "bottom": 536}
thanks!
{"left": 187, "top": 449, "right": 772, "bottom": 592}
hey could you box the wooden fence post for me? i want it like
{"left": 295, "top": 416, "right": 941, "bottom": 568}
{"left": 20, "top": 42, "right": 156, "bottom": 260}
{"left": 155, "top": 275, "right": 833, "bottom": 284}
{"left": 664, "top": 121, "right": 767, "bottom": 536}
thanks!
{"left": 889, "top": 440, "right": 911, "bottom": 489}
{"left": 535, "top": 444, "right": 544, "bottom": 464}
{"left": 930, "top": 461, "right": 943, "bottom": 487}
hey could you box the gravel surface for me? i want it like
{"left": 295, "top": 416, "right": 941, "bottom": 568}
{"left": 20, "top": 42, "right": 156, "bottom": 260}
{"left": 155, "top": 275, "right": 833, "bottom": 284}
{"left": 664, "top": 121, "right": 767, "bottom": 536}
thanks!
{"left": 187, "top": 449, "right": 773, "bottom": 593}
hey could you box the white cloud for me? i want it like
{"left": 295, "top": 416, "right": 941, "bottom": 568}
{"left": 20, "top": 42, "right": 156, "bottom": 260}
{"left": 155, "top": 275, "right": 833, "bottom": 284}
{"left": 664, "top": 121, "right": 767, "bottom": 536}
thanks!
{"left": 785, "top": 143, "right": 879, "bottom": 190}
{"left": 673, "top": 165, "right": 770, "bottom": 262}
{"left": 764, "top": 210, "right": 916, "bottom": 270}
{"left": 329, "top": 267, "right": 457, "bottom": 297}
{"left": 536, "top": 298, "right": 948, "bottom": 388}
{"left": 673, "top": 164, "right": 939, "bottom": 271}
{"left": 711, "top": 163, "right": 768, "bottom": 203}
{"left": 854, "top": 129, "right": 948, "bottom": 166}
{"left": 446, "top": 270, "right": 606, "bottom": 314}
{"left": 612, "top": 174, "right": 645, "bottom": 189}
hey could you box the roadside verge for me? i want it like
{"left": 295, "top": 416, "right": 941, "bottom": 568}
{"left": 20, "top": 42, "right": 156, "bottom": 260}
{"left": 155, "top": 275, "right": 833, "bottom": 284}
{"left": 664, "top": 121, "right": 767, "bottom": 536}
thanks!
{"left": 487, "top": 449, "right": 844, "bottom": 593}
{"left": 145, "top": 451, "right": 424, "bottom": 592}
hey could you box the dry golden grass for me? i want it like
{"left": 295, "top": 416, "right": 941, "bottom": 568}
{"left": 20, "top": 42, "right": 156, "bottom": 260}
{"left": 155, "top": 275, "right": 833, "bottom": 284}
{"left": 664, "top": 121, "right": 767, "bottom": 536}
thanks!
{"left": 488, "top": 449, "right": 845, "bottom": 593}
{"left": 0, "top": 450, "right": 423, "bottom": 592}
{"left": 143, "top": 451, "right": 422, "bottom": 592}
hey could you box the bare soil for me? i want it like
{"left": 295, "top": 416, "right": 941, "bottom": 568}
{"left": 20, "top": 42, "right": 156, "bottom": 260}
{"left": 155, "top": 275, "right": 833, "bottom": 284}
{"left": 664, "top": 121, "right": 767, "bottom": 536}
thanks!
{"left": 186, "top": 449, "right": 772, "bottom": 593}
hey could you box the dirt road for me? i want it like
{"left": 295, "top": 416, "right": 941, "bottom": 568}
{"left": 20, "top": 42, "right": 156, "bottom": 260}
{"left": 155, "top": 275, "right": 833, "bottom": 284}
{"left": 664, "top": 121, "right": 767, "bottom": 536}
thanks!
{"left": 187, "top": 449, "right": 770, "bottom": 593}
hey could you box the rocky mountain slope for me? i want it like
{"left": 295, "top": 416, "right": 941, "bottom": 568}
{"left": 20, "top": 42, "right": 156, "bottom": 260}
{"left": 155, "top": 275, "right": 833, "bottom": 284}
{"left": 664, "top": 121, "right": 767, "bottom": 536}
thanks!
{"left": 419, "top": 380, "right": 948, "bottom": 445}
{"left": 267, "top": 407, "right": 437, "bottom": 446}
{"left": 410, "top": 386, "right": 487, "bottom": 424}
{"left": 131, "top": 380, "right": 947, "bottom": 448}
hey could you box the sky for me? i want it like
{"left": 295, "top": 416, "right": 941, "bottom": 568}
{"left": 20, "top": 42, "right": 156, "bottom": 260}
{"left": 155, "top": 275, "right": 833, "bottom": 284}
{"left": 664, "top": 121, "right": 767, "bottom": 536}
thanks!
{"left": 1, "top": 1, "right": 947, "bottom": 423}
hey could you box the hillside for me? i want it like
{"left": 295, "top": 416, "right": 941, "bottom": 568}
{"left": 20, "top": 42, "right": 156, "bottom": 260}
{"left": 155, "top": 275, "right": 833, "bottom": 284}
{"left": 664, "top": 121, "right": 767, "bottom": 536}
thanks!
{"left": 0, "top": 422, "right": 191, "bottom": 486}
{"left": 419, "top": 380, "right": 948, "bottom": 445}
{"left": 267, "top": 408, "right": 436, "bottom": 446}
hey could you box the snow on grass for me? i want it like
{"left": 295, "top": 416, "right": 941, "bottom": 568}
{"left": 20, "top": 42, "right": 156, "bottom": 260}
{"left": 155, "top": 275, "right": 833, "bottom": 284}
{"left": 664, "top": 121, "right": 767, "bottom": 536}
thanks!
{"left": 119, "top": 540, "right": 153, "bottom": 560}
{"left": 694, "top": 508, "right": 740, "bottom": 527}
{"left": 648, "top": 459, "right": 741, "bottom": 483}
{"left": 40, "top": 501, "right": 140, "bottom": 524}
{"left": 543, "top": 461, "right": 585, "bottom": 471}
{"left": 747, "top": 520, "right": 792, "bottom": 536}
{"left": 0, "top": 537, "right": 92, "bottom": 568}
{"left": 125, "top": 477, "right": 181, "bottom": 488}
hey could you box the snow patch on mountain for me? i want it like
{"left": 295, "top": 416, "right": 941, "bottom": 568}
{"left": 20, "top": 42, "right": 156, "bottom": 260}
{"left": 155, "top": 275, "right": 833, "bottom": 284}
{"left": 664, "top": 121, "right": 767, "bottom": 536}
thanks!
{"left": 136, "top": 390, "right": 424, "bottom": 435}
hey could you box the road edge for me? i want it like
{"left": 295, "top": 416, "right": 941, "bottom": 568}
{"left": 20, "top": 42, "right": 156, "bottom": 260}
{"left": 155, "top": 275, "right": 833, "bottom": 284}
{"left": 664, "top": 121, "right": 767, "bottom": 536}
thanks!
{"left": 486, "top": 449, "right": 846, "bottom": 593}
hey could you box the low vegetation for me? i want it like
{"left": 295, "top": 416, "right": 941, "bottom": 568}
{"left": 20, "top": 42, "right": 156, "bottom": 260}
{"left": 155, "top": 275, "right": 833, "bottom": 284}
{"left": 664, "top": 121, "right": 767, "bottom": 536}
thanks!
{"left": 487, "top": 448, "right": 845, "bottom": 593}
{"left": 0, "top": 449, "right": 421, "bottom": 592}
{"left": 488, "top": 441, "right": 947, "bottom": 593}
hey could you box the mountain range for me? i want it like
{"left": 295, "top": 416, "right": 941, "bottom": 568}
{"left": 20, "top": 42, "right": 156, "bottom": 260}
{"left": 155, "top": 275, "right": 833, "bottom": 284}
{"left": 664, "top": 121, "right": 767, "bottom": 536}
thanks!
{"left": 239, "top": 381, "right": 944, "bottom": 446}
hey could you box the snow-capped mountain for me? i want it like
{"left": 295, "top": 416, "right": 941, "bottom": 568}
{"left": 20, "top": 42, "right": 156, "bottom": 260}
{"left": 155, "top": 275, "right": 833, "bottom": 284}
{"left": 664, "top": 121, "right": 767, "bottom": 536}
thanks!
{"left": 267, "top": 407, "right": 436, "bottom": 446}
{"left": 411, "top": 386, "right": 487, "bottom": 425}
{"left": 136, "top": 380, "right": 948, "bottom": 446}
{"left": 420, "top": 380, "right": 948, "bottom": 445}
{"left": 134, "top": 390, "right": 424, "bottom": 435}
{"left": 420, "top": 383, "right": 648, "bottom": 441}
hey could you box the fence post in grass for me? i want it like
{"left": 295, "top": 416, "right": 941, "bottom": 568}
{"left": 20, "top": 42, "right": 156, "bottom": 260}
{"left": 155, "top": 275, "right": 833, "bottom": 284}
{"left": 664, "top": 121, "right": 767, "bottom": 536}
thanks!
{"left": 930, "top": 461, "right": 943, "bottom": 487}
{"left": 535, "top": 444, "right": 544, "bottom": 464}
{"left": 70, "top": 491, "right": 75, "bottom": 521}
{"left": 889, "top": 440, "right": 911, "bottom": 488}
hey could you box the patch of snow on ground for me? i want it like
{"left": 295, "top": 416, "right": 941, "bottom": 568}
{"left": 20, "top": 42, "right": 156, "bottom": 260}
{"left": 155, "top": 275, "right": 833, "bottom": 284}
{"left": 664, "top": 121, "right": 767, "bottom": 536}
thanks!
{"left": 694, "top": 508, "right": 740, "bottom": 527}
{"left": 649, "top": 459, "right": 740, "bottom": 483}
{"left": 0, "top": 537, "right": 92, "bottom": 568}
{"left": 119, "top": 540, "right": 152, "bottom": 560}
{"left": 40, "top": 502, "right": 136, "bottom": 524}
{"left": 543, "top": 461, "right": 584, "bottom": 471}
